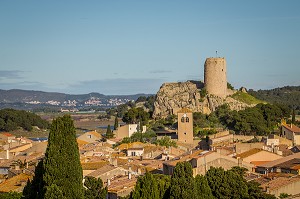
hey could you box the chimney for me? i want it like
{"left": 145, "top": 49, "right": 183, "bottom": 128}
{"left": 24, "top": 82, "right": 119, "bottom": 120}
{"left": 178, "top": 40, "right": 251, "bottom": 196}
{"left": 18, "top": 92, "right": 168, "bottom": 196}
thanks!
{"left": 107, "top": 179, "right": 111, "bottom": 186}
{"left": 6, "top": 150, "right": 9, "bottom": 159}
{"left": 128, "top": 172, "right": 132, "bottom": 180}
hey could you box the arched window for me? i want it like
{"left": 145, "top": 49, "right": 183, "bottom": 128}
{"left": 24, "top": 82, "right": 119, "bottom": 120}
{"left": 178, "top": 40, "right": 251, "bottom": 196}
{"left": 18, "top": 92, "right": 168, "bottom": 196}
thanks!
{"left": 181, "top": 117, "right": 185, "bottom": 123}
{"left": 186, "top": 117, "right": 189, "bottom": 123}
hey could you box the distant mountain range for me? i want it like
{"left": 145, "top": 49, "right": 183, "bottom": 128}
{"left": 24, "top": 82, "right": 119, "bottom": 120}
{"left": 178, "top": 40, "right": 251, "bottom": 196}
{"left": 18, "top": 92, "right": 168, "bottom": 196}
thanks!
{"left": 0, "top": 89, "right": 152, "bottom": 110}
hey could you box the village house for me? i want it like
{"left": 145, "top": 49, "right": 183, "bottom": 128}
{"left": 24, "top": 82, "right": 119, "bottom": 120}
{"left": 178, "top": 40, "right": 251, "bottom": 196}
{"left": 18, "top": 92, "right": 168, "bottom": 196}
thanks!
{"left": 282, "top": 123, "right": 300, "bottom": 145}
{"left": 127, "top": 147, "right": 144, "bottom": 157}
{"left": 114, "top": 124, "right": 146, "bottom": 139}
{"left": 256, "top": 153, "right": 300, "bottom": 174}
{"left": 236, "top": 148, "right": 282, "bottom": 165}
{"left": 77, "top": 130, "right": 102, "bottom": 144}
{"left": 86, "top": 164, "right": 128, "bottom": 183}
{"left": 256, "top": 173, "right": 300, "bottom": 198}
{"left": 107, "top": 175, "right": 137, "bottom": 199}
{"left": 163, "top": 150, "right": 253, "bottom": 176}
{"left": 0, "top": 133, "right": 16, "bottom": 143}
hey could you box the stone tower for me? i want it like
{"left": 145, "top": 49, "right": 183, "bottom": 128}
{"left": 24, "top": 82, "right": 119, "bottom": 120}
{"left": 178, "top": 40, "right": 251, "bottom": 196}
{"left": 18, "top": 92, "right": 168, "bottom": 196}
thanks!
{"left": 177, "top": 108, "right": 193, "bottom": 145}
{"left": 204, "top": 57, "right": 227, "bottom": 98}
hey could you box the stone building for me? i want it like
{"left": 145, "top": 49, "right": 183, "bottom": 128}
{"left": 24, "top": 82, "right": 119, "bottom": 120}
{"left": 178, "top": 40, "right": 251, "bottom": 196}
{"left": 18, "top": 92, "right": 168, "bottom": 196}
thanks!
{"left": 177, "top": 108, "right": 193, "bottom": 145}
{"left": 204, "top": 57, "right": 227, "bottom": 98}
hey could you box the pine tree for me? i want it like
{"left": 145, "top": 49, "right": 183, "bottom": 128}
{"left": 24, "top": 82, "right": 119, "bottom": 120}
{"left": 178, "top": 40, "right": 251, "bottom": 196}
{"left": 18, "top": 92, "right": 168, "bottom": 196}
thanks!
{"left": 169, "top": 162, "right": 195, "bottom": 199}
{"left": 24, "top": 115, "right": 84, "bottom": 198}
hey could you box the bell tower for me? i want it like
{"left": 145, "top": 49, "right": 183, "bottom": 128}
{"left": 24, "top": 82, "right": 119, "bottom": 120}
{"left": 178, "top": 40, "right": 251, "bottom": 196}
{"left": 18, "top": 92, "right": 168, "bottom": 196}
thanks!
{"left": 177, "top": 108, "right": 193, "bottom": 145}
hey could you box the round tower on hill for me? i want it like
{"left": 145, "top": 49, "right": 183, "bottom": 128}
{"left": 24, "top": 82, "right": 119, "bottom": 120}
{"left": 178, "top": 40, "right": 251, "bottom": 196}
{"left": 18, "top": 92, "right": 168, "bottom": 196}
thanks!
{"left": 204, "top": 57, "right": 227, "bottom": 98}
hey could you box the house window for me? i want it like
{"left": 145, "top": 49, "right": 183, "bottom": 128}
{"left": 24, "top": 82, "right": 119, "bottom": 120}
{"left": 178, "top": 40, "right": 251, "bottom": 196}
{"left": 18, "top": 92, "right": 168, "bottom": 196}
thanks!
{"left": 181, "top": 117, "right": 185, "bottom": 123}
{"left": 131, "top": 152, "right": 136, "bottom": 156}
{"left": 186, "top": 117, "right": 189, "bottom": 123}
{"left": 184, "top": 132, "right": 187, "bottom": 135}
{"left": 88, "top": 135, "right": 92, "bottom": 139}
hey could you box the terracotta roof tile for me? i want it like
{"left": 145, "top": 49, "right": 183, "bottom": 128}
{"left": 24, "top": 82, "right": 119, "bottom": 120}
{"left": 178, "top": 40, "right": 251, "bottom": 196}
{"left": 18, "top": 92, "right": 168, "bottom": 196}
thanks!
{"left": 1, "top": 133, "right": 14, "bottom": 137}
{"left": 87, "top": 165, "right": 121, "bottom": 178}
{"left": 282, "top": 124, "right": 300, "bottom": 133}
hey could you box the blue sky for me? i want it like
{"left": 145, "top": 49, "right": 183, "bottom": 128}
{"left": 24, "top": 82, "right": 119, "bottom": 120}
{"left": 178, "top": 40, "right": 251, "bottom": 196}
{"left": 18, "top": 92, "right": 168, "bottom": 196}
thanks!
{"left": 0, "top": 1, "right": 299, "bottom": 95}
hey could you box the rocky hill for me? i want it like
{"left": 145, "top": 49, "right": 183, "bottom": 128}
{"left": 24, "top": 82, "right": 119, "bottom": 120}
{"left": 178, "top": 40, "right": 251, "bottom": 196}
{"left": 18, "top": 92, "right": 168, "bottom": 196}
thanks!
{"left": 153, "top": 81, "right": 257, "bottom": 118}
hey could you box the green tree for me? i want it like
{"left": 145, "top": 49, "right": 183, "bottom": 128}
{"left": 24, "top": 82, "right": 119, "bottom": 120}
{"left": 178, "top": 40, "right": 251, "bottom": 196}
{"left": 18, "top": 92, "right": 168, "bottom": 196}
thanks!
{"left": 247, "top": 181, "right": 276, "bottom": 199}
{"left": 84, "top": 176, "right": 107, "bottom": 199}
{"left": 44, "top": 184, "right": 64, "bottom": 199}
{"left": 170, "top": 162, "right": 195, "bottom": 199}
{"left": 154, "top": 136, "right": 177, "bottom": 148}
{"left": 194, "top": 175, "right": 214, "bottom": 199}
{"left": 114, "top": 116, "right": 119, "bottom": 130}
{"left": 106, "top": 125, "right": 114, "bottom": 138}
{"left": 122, "top": 108, "right": 149, "bottom": 125}
{"left": 206, "top": 167, "right": 249, "bottom": 199}
{"left": 200, "top": 88, "right": 207, "bottom": 98}
{"left": 279, "top": 193, "right": 290, "bottom": 199}
{"left": 0, "top": 192, "right": 22, "bottom": 199}
{"left": 227, "top": 82, "right": 234, "bottom": 90}
{"left": 131, "top": 172, "right": 160, "bottom": 199}
{"left": 43, "top": 115, "right": 84, "bottom": 198}
{"left": 23, "top": 115, "right": 83, "bottom": 198}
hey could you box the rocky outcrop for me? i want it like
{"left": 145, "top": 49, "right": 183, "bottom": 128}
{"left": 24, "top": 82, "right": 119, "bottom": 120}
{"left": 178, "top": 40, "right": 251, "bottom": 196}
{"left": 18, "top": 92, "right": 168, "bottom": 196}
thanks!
{"left": 153, "top": 81, "right": 255, "bottom": 118}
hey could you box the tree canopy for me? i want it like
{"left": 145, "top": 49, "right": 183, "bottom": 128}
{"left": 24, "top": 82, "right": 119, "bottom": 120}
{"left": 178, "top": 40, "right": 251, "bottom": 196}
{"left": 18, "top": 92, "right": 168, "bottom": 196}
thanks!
{"left": 24, "top": 115, "right": 84, "bottom": 199}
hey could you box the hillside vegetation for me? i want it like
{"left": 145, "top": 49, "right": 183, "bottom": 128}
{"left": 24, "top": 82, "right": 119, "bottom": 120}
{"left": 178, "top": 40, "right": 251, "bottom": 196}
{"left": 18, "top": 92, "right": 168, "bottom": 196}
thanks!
{"left": 231, "top": 91, "right": 265, "bottom": 105}
{"left": 0, "top": 108, "right": 49, "bottom": 131}
{"left": 248, "top": 86, "right": 300, "bottom": 110}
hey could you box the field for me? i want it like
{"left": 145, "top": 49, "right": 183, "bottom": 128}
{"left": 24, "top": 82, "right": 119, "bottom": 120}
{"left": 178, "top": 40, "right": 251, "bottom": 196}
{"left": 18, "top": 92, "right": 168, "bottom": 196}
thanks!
{"left": 12, "top": 112, "right": 116, "bottom": 138}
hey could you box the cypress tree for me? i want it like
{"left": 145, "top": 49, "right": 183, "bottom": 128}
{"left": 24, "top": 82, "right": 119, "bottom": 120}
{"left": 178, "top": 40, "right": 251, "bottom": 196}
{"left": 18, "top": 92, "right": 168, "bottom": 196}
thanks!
{"left": 114, "top": 116, "right": 118, "bottom": 130}
{"left": 44, "top": 184, "right": 64, "bottom": 199}
{"left": 42, "top": 115, "right": 84, "bottom": 198}
{"left": 106, "top": 125, "right": 113, "bottom": 138}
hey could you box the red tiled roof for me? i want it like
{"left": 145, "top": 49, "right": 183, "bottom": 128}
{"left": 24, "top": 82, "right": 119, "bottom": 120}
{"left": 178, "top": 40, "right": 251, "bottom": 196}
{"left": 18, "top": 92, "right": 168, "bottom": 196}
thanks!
{"left": 251, "top": 161, "right": 271, "bottom": 166}
{"left": 1, "top": 133, "right": 14, "bottom": 137}
{"left": 282, "top": 124, "right": 300, "bottom": 133}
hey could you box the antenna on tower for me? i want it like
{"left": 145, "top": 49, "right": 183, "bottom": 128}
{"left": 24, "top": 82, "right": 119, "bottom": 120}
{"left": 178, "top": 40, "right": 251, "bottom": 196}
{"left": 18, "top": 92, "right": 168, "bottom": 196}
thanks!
{"left": 216, "top": 51, "right": 218, "bottom": 58}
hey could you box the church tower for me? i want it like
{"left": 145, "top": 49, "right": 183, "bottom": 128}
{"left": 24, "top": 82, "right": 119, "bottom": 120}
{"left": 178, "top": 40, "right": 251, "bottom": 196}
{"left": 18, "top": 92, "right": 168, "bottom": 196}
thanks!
{"left": 177, "top": 108, "right": 193, "bottom": 145}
